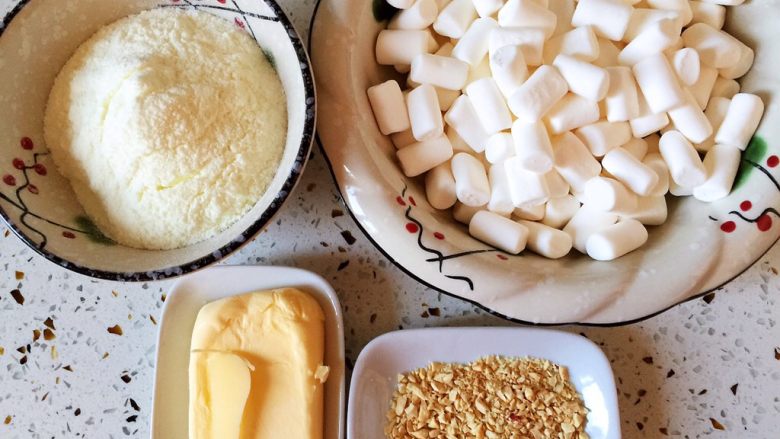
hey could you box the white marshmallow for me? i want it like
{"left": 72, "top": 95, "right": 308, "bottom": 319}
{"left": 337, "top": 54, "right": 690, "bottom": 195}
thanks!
{"left": 681, "top": 23, "right": 742, "bottom": 69}
{"left": 659, "top": 130, "right": 707, "bottom": 187}
{"left": 672, "top": 48, "right": 701, "bottom": 87}
{"left": 585, "top": 219, "right": 648, "bottom": 261}
{"left": 618, "top": 18, "right": 680, "bottom": 66}
{"left": 504, "top": 156, "right": 551, "bottom": 207}
{"left": 397, "top": 134, "right": 454, "bottom": 176}
{"left": 513, "top": 204, "right": 546, "bottom": 221}
{"left": 633, "top": 53, "right": 687, "bottom": 113}
{"left": 699, "top": 0, "right": 744, "bottom": 4}
{"left": 508, "top": 66, "right": 569, "bottom": 122}
{"left": 464, "top": 56, "right": 493, "bottom": 88}
{"left": 425, "top": 162, "right": 458, "bottom": 209}
{"left": 545, "top": 94, "right": 601, "bottom": 134}
{"left": 453, "top": 202, "right": 485, "bottom": 224}
{"left": 452, "top": 18, "right": 498, "bottom": 66}
{"left": 575, "top": 121, "right": 632, "bottom": 157}
{"left": 623, "top": 137, "right": 648, "bottom": 161}
{"left": 485, "top": 132, "right": 515, "bottom": 164}
{"left": 625, "top": 196, "right": 667, "bottom": 226}
{"left": 465, "top": 78, "right": 513, "bottom": 134}
{"left": 446, "top": 126, "right": 472, "bottom": 152}
{"left": 696, "top": 96, "right": 731, "bottom": 152}
{"left": 487, "top": 163, "right": 515, "bottom": 215}
{"left": 543, "top": 26, "right": 600, "bottom": 64}
{"left": 451, "top": 152, "right": 491, "bottom": 206}
{"left": 664, "top": 37, "right": 685, "bottom": 57}
{"left": 488, "top": 27, "right": 546, "bottom": 66}
{"left": 436, "top": 87, "right": 460, "bottom": 112}
{"left": 645, "top": 0, "right": 692, "bottom": 25}
{"left": 630, "top": 91, "right": 671, "bottom": 138}
{"left": 690, "top": 1, "right": 725, "bottom": 30}
{"left": 391, "top": 129, "right": 417, "bottom": 149}
{"left": 642, "top": 152, "right": 670, "bottom": 197}
{"left": 563, "top": 206, "right": 619, "bottom": 253}
{"left": 542, "top": 195, "right": 581, "bottom": 229}
{"left": 489, "top": 45, "right": 529, "bottom": 99}
{"left": 692, "top": 144, "right": 741, "bottom": 202}
{"left": 444, "top": 95, "right": 490, "bottom": 152}
{"left": 553, "top": 54, "right": 610, "bottom": 102}
{"left": 498, "top": 0, "right": 558, "bottom": 39}
{"left": 517, "top": 220, "right": 574, "bottom": 258}
{"left": 410, "top": 54, "right": 469, "bottom": 91}
{"left": 469, "top": 210, "right": 530, "bottom": 254}
{"left": 388, "top": 0, "right": 415, "bottom": 8}
{"left": 689, "top": 65, "right": 718, "bottom": 110}
{"left": 623, "top": 9, "right": 680, "bottom": 43}
{"left": 511, "top": 120, "right": 555, "bottom": 174}
{"left": 472, "top": 0, "right": 503, "bottom": 17}
{"left": 389, "top": 0, "right": 439, "bottom": 30}
{"left": 602, "top": 147, "right": 659, "bottom": 196}
{"left": 368, "top": 80, "right": 411, "bottom": 135}
{"left": 605, "top": 66, "right": 640, "bottom": 122}
{"left": 669, "top": 178, "right": 693, "bottom": 196}
{"left": 572, "top": 0, "right": 633, "bottom": 41}
{"left": 593, "top": 38, "right": 622, "bottom": 68}
{"left": 715, "top": 93, "right": 765, "bottom": 151}
{"left": 433, "top": 0, "right": 477, "bottom": 39}
{"left": 668, "top": 89, "right": 713, "bottom": 144}
{"left": 711, "top": 77, "right": 740, "bottom": 100}
{"left": 548, "top": 0, "right": 576, "bottom": 37}
{"left": 719, "top": 39, "right": 755, "bottom": 80}
{"left": 584, "top": 176, "right": 639, "bottom": 212}
{"left": 552, "top": 132, "right": 603, "bottom": 192}
{"left": 545, "top": 169, "right": 571, "bottom": 198}
{"left": 376, "top": 30, "right": 432, "bottom": 65}
{"left": 407, "top": 84, "right": 444, "bottom": 141}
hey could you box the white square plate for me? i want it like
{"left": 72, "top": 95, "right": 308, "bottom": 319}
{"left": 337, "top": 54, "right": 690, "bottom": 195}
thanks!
{"left": 150, "top": 265, "right": 345, "bottom": 439}
{"left": 348, "top": 327, "right": 620, "bottom": 439}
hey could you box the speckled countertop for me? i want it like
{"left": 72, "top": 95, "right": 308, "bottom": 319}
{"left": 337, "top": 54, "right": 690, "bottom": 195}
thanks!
{"left": 0, "top": 1, "right": 779, "bottom": 438}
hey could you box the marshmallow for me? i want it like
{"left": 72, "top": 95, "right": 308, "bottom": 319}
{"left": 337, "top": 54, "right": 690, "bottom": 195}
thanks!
{"left": 548, "top": 0, "right": 576, "bottom": 37}
{"left": 699, "top": 0, "right": 744, "bottom": 4}
{"left": 696, "top": 96, "right": 730, "bottom": 152}
{"left": 375, "top": 30, "right": 432, "bottom": 65}
{"left": 435, "top": 42, "right": 454, "bottom": 57}
{"left": 584, "top": 176, "right": 639, "bottom": 212}
{"left": 498, "top": 0, "right": 558, "bottom": 39}
{"left": 618, "top": 18, "right": 680, "bottom": 66}
{"left": 368, "top": 80, "right": 411, "bottom": 135}
{"left": 451, "top": 152, "right": 491, "bottom": 206}
{"left": 387, "top": 0, "right": 415, "bottom": 8}
{"left": 446, "top": 126, "right": 472, "bottom": 152}
{"left": 689, "top": 65, "right": 718, "bottom": 110}
{"left": 517, "top": 220, "right": 574, "bottom": 259}
{"left": 513, "top": 204, "right": 546, "bottom": 221}
{"left": 543, "top": 26, "right": 600, "bottom": 64}
{"left": 715, "top": 93, "right": 764, "bottom": 151}
{"left": 563, "top": 205, "right": 619, "bottom": 253}
{"left": 488, "top": 27, "right": 546, "bottom": 66}
{"left": 692, "top": 144, "right": 741, "bottom": 202}
{"left": 464, "top": 56, "right": 493, "bottom": 88}
{"left": 397, "top": 134, "right": 454, "bottom": 176}
{"left": 602, "top": 147, "right": 660, "bottom": 196}
{"left": 593, "top": 38, "right": 622, "bottom": 68}
{"left": 719, "top": 39, "right": 755, "bottom": 80}
{"left": 633, "top": 53, "right": 687, "bottom": 113}
{"left": 511, "top": 120, "right": 555, "bottom": 174}
{"left": 389, "top": 0, "right": 439, "bottom": 30}
{"left": 669, "top": 178, "right": 693, "bottom": 196}
{"left": 436, "top": 87, "right": 460, "bottom": 112}
{"left": 433, "top": 0, "right": 477, "bottom": 39}
{"left": 407, "top": 84, "right": 444, "bottom": 141}
{"left": 642, "top": 152, "right": 671, "bottom": 197}
{"left": 571, "top": 0, "right": 633, "bottom": 41}
{"left": 605, "top": 66, "right": 640, "bottom": 122}
{"left": 504, "top": 156, "right": 551, "bottom": 207}
{"left": 585, "top": 219, "right": 648, "bottom": 261}
{"left": 672, "top": 48, "right": 701, "bottom": 86}
{"left": 410, "top": 54, "right": 469, "bottom": 91}
{"left": 469, "top": 210, "right": 530, "bottom": 254}
{"left": 668, "top": 89, "right": 713, "bottom": 144}
{"left": 545, "top": 169, "right": 571, "bottom": 198}
{"left": 425, "top": 162, "right": 458, "bottom": 209}
{"left": 630, "top": 91, "right": 671, "bottom": 138}
{"left": 487, "top": 163, "right": 516, "bottom": 215}
{"left": 465, "top": 78, "right": 513, "bottom": 134}
{"left": 391, "top": 129, "right": 417, "bottom": 149}
{"left": 575, "top": 121, "right": 632, "bottom": 157}
{"left": 452, "top": 18, "right": 498, "bottom": 66}
{"left": 545, "top": 94, "right": 601, "bottom": 134}
{"left": 489, "top": 45, "right": 529, "bottom": 99}
{"left": 453, "top": 202, "right": 485, "bottom": 224}
{"left": 690, "top": 1, "right": 726, "bottom": 30}
{"left": 681, "top": 23, "right": 742, "bottom": 69}
{"left": 659, "top": 130, "right": 707, "bottom": 187}
{"left": 507, "top": 65, "right": 569, "bottom": 122}
{"left": 623, "top": 9, "right": 681, "bottom": 43}
{"left": 542, "top": 195, "right": 581, "bottom": 229}
{"left": 485, "top": 132, "right": 515, "bottom": 164}
{"left": 553, "top": 54, "right": 610, "bottom": 102}
{"left": 711, "top": 77, "right": 740, "bottom": 100}
{"left": 622, "top": 137, "right": 648, "bottom": 161}
{"left": 645, "top": 0, "right": 692, "bottom": 25}
{"left": 444, "top": 95, "right": 490, "bottom": 152}
{"left": 472, "top": 0, "right": 503, "bottom": 17}
{"left": 625, "top": 196, "right": 667, "bottom": 226}
{"left": 552, "top": 132, "right": 602, "bottom": 192}
{"left": 394, "top": 64, "right": 411, "bottom": 74}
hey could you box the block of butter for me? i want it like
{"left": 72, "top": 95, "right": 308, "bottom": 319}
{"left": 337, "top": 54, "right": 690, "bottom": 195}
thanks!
{"left": 188, "top": 288, "right": 328, "bottom": 439}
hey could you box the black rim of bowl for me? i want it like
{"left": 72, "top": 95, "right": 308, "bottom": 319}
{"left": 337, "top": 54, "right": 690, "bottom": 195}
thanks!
{"left": 307, "top": 0, "right": 779, "bottom": 327}
{"left": 0, "top": 0, "right": 316, "bottom": 282}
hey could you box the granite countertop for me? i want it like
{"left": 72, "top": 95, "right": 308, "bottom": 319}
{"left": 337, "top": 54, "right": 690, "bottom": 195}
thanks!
{"left": 1, "top": 1, "right": 779, "bottom": 438}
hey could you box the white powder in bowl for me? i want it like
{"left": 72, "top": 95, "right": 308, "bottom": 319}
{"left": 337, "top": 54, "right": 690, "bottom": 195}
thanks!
{"left": 44, "top": 8, "right": 287, "bottom": 250}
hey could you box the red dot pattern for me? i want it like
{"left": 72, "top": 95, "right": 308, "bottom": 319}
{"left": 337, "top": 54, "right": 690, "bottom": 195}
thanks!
{"left": 396, "top": 196, "right": 406, "bottom": 206}
{"left": 62, "top": 231, "right": 76, "bottom": 239}
{"left": 2, "top": 174, "right": 15, "bottom": 186}
{"left": 434, "top": 232, "right": 445, "bottom": 240}
{"left": 757, "top": 215, "right": 773, "bottom": 232}
{"left": 767, "top": 155, "right": 779, "bottom": 168}
{"left": 28, "top": 184, "right": 39, "bottom": 195}
{"left": 720, "top": 221, "right": 736, "bottom": 233}
{"left": 405, "top": 223, "right": 419, "bottom": 233}
{"left": 33, "top": 164, "right": 47, "bottom": 176}
{"left": 20, "top": 137, "right": 33, "bottom": 150}
{"left": 408, "top": 196, "right": 417, "bottom": 206}
{"left": 740, "top": 200, "right": 752, "bottom": 211}
{"left": 12, "top": 158, "right": 25, "bottom": 170}
{"left": 497, "top": 254, "right": 508, "bottom": 260}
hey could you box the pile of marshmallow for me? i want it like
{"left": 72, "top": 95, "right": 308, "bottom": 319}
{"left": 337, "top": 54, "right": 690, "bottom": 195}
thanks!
{"left": 367, "top": 0, "right": 764, "bottom": 261}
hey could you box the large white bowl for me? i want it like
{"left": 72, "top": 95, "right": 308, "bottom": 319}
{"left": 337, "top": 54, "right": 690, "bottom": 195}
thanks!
{"left": 311, "top": 0, "right": 780, "bottom": 324}
{"left": 0, "top": 0, "right": 315, "bottom": 281}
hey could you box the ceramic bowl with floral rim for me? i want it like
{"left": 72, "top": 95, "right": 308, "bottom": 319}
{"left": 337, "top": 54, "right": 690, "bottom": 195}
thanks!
{"left": 0, "top": 0, "right": 315, "bottom": 281}
{"left": 310, "top": 0, "right": 779, "bottom": 325}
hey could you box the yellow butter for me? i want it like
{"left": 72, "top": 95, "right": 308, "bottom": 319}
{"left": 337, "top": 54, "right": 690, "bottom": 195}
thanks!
{"left": 188, "top": 288, "right": 326, "bottom": 439}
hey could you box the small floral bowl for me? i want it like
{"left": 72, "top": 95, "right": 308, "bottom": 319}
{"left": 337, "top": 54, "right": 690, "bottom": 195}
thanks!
{"left": 0, "top": 0, "right": 315, "bottom": 281}
{"left": 311, "top": 0, "right": 780, "bottom": 324}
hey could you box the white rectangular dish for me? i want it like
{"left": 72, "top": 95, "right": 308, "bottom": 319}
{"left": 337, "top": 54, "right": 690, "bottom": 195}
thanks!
{"left": 348, "top": 327, "right": 620, "bottom": 439}
{"left": 150, "top": 265, "right": 345, "bottom": 439}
